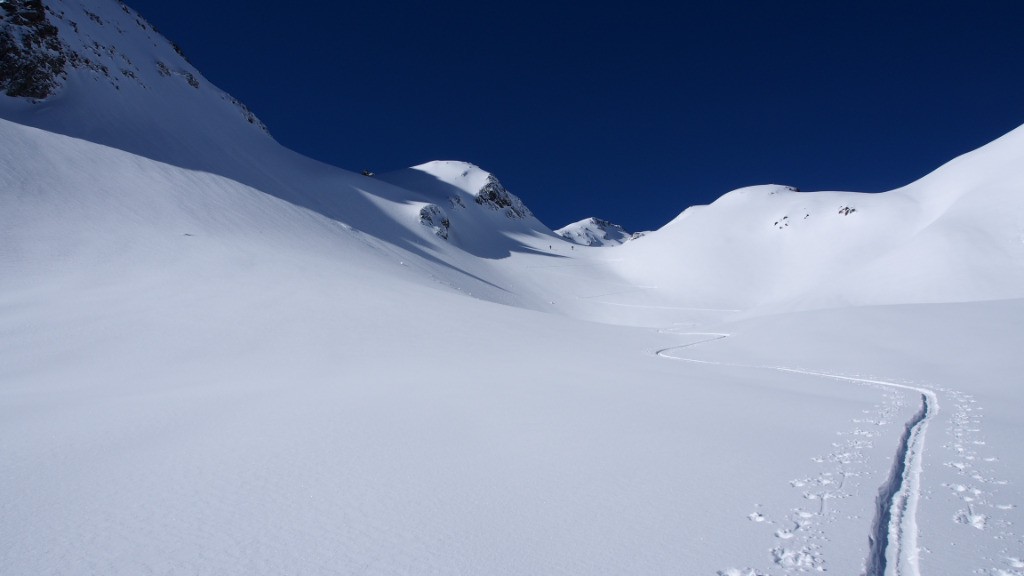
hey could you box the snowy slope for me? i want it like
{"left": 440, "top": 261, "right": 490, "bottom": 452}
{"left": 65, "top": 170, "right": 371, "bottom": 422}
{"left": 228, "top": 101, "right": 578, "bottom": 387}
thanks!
{"left": 376, "top": 160, "right": 559, "bottom": 256}
{"left": 4, "top": 116, "right": 1023, "bottom": 576}
{"left": 0, "top": 1, "right": 598, "bottom": 306}
{"left": 0, "top": 0, "right": 269, "bottom": 167}
{"left": 0, "top": 118, "right": 940, "bottom": 575}
{"left": 0, "top": 0, "right": 473, "bottom": 257}
{"left": 7, "top": 0, "right": 1022, "bottom": 317}
{"left": 556, "top": 217, "right": 631, "bottom": 246}
{"left": 3, "top": 1, "right": 1024, "bottom": 574}
{"left": 659, "top": 301, "right": 1024, "bottom": 576}
{"left": 613, "top": 125, "right": 1024, "bottom": 312}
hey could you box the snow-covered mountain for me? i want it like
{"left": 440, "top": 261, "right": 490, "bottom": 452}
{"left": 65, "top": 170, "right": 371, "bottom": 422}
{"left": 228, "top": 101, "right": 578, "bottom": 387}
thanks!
{"left": 556, "top": 217, "right": 631, "bottom": 246}
{"left": 0, "top": 0, "right": 268, "bottom": 158}
{"left": 614, "top": 125, "right": 1024, "bottom": 312}
{"left": 5, "top": 0, "right": 1022, "bottom": 316}
{"left": 376, "top": 160, "right": 549, "bottom": 251}
{"left": 3, "top": 2, "right": 1024, "bottom": 575}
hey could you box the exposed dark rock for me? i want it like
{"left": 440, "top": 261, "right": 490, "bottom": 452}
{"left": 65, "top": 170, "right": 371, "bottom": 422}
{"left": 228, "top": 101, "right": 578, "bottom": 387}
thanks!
{"left": 226, "top": 96, "right": 268, "bottom": 133}
{"left": 0, "top": 0, "right": 68, "bottom": 98}
{"left": 2, "top": 0, "right": 268, "bottom": 134}
{"left": 170, "top": 41, "right": 191, "bottom": 65}
{"left": 82, "top": 9, "right": 102, "bottom": 25}
{"left": 474, "top": 175, "right": 532, "bottom": 219}
{"left": 419, "top": 204, "right": 451, "bottom": 239}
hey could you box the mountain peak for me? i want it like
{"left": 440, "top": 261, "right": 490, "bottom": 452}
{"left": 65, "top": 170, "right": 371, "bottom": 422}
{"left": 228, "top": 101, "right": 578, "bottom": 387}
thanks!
{"left": 381, "top": 160, "right": 534, "bottom": 221}
{"left": 556, "top": 217, "right": 631, "bottom": 246}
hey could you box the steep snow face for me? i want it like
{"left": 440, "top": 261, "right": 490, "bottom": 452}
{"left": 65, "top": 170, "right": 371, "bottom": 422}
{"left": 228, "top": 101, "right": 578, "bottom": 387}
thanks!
{"left": 0, "top": 2, "right": 582, "bottom": 310}
{"left": 556, "top": 217, "right": 631, "bottom": 246}
{"left": 0, "top": 0, "right": 272, "bottom": 174}
{"left": 0, "top": 4, "right": 558, "bottom": 278}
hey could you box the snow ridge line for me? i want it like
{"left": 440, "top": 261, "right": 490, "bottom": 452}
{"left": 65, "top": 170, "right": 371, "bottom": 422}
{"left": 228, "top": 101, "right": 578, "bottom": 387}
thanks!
{"left": 656, "top": 334, "right": 939, "bottom": 576}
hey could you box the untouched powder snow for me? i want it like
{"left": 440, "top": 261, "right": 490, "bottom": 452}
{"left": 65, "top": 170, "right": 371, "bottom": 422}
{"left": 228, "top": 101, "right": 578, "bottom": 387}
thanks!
{"left": 611, "top": 125, "right": 1024, "bottom": 312}
{"left": 2, "top": 1, "right": 1024, "bottom": 574}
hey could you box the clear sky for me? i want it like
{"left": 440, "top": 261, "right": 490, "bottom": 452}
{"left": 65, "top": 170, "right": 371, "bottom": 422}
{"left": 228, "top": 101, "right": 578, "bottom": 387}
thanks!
{"left": 126, "top": 0, "right": 1024, "bottom": 233}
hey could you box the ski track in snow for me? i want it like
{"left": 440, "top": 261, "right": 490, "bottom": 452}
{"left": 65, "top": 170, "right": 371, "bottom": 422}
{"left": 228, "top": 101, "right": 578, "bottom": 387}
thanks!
{"left": 656, "top": 332, "right": 1014, "bottom": 576}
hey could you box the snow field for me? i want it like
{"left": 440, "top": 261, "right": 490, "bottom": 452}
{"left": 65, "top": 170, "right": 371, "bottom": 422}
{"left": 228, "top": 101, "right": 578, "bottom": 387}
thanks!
{"left": 2, "top": 2, "right": 1024, "bottom": 571}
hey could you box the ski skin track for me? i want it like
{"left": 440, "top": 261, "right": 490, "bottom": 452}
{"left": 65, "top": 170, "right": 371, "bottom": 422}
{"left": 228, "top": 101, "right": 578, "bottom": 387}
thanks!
{"left": 655, "top": 333, "right": 938, "bottom": 576}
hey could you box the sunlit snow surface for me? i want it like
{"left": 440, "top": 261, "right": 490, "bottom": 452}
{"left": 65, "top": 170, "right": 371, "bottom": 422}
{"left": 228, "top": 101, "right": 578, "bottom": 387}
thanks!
{"left": 4, "top": 117, "right": 1023, "bottom": 575}
{"left": 2, "top": 1, "right": 1024, "bottom": 574}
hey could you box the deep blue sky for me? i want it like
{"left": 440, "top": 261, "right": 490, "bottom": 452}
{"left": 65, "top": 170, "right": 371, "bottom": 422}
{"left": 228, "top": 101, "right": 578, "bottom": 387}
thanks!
{"left": 128, "top": 0, "right": 1024, "bottom": 233}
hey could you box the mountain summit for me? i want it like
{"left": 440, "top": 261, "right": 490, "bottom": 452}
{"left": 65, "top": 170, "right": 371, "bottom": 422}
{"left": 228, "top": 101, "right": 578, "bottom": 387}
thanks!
{"left": 556, "top": 217, "right": 631, "bottom": 246}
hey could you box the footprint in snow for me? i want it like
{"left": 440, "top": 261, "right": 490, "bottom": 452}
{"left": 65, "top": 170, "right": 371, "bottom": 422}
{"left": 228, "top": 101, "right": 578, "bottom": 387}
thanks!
{"left": 955, "top": 509, "right": 988, "bottom": 530}
{"left": 717, "top": 569, "right": 766, "bottom": 576}
{"left": 771, "top": 546, "right": 821, "bottom": 570}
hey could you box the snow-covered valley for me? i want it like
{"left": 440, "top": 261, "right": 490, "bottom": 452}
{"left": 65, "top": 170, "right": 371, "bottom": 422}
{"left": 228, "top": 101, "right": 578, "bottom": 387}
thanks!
{"left": 2, "top": 1, "right": 1023, "bottom": 574}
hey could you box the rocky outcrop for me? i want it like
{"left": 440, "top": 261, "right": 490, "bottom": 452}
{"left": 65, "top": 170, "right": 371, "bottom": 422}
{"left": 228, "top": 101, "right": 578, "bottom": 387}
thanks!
{"left": 0, "top": 0, "right": 68, "bottom": 98}
{"left": 1, "top": 0, "right": 269, "bottom": 133}
{"left": 475, "top": 175, "right": 532, "bottom": 220}
{"left": 419, "top": 204, "right": 451, "bottom": 239}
